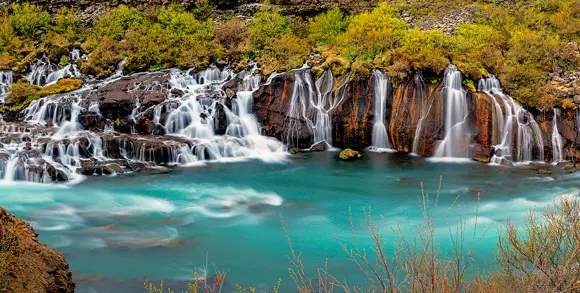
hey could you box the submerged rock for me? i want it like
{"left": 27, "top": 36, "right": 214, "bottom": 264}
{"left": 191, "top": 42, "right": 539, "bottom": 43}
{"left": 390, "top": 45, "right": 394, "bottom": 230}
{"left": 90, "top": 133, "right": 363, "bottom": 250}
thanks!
{"left": 0, "top": 207, "right": 75, "bottom": 293}
{"left": 288, "top": 147, "right": 301, "bottom": 154}
{"left": 339, "top": 148, "right": 362, "bottom": 160}
{"left": 310, "top": 141, "right": 329, "bottom": 152}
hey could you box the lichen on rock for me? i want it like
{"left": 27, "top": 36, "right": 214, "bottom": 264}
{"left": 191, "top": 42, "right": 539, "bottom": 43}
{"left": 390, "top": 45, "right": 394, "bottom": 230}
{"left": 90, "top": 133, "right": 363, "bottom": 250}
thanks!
{"left": 339, "top": 148, "right": 362, "bottom": 160}
{"left": 0, "top": 207, "right": 75, "bottom": 293}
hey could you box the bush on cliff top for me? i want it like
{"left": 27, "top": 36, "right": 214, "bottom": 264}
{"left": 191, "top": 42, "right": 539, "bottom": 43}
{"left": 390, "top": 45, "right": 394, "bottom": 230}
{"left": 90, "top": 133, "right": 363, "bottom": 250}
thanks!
{"left": 0, "top": 1, "right": 578, "bottom": 110}
{"left": 308, "top": 7, "right": 349, "bottom": 46}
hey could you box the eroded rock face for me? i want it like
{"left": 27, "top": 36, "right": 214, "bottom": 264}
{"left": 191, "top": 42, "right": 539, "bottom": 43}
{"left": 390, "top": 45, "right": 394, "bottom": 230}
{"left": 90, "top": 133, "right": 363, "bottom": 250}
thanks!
{"left": 536, "top": 109, "right": 580, "bottom": 162}
{"left": 76, "top": 71, "right": 172, "bottom": 134}
{"left": 253, "top": 71, "right": 312, "bottom": 148}
{"left": 389, "top": 74, "right": 441, "bottom": 155}
{"left": 0, "top": 207, "right": 75, "bottom": 293}
{"left": 333, "top": 78, "right": 374, "bottom": 148}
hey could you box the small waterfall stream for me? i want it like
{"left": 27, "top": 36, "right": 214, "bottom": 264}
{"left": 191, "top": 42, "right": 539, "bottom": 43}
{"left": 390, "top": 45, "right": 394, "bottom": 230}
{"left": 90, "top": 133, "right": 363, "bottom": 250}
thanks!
{"left": 284, "top": 68, "right": 351, "bottom": 148}
{"left": 434, "top": 65, "right": 470, "bottom": 158}
{"left": 26, "top": 54, "right": 81, "bottom": 86}
{"left": 479, "top": 75, "right": 545, "bottom": 164}
{"left": 411, "top": 73, "right": 435, "bottom": 155}
{"left": 552, "top": 108, "right": 564, "bottom": 163}
{"left": 0, "top": 71, "right": 13, "bottom": 103}
{"left": 370, "top": 70, "right": 391, "bottom": 150}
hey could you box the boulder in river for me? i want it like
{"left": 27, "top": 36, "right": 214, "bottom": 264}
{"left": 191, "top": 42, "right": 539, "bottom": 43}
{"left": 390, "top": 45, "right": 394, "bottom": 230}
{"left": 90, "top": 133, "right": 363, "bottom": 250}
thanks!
{"left": 310, "top": 141, "right": 329, "bottom": 152}
{"left": 339, "top": 148, "right": 362, "bottom": 160}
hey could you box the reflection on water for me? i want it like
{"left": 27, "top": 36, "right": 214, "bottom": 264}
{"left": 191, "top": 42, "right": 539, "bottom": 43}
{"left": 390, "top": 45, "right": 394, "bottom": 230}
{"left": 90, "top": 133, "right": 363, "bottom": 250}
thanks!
{"left": 2, "top": 151, "right": 578, "bottom": 292}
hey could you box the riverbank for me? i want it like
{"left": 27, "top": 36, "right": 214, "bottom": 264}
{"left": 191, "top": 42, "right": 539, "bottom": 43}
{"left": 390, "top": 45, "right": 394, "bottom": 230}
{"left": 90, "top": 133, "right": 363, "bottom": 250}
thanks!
{"left": 0, "top": 206, "right": 75, "bottom": 292}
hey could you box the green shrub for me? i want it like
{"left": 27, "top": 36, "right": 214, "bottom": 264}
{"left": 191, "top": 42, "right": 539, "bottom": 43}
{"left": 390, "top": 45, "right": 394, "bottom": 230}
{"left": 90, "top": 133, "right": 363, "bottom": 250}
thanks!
{"left": 5, "top": 79, "right": 40, "bottom": 105}
{"left": 192, "top": 0, "right": 216, "bottom": 21}
{"left": 336, "top": 2, "right": 407, "bottom": 61}
{"left": 308, "top": 7, "right": 349, "bottom": 46}
{"left": 156, "top": 5, "right": 201, "bottom": 36}
{"left": 214, "top": 17, "right": 249, "bottom": 60}
{"left": 80, "top": 37, "right": 125, "bottom": 78}
{"left": 52, "top": 7, "right": 82, "bottom": 44}
{"left": 0, "top": 15, "right": 14, "bottom": 50}
{"left": 449, "top": 23, "right": 505, "bottom": 79}
{"left": 398, "top": 29, "right": 450, "bottom": 74}
{"left": 91, "top": 5, "right": 144, "bottom": 42}
{"left": 258, "top": 34, "right": 310, "bottom": 75}
{"left": 9, "top": 3, "right": 50, "bottom": 37}
{"left": 248, "top": 8, "right": 291, "bottom": 51}
{"left": 6, "top": 78, "right": 83, "bottom": 110}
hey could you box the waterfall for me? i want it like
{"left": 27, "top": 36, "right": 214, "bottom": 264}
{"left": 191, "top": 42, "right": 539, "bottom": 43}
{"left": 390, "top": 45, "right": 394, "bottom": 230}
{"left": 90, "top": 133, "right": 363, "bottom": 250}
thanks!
{"left": 284, "top": 68, "right": 351, "bottom": 148}
{"left": 434, "top": 65, "right": 470, "bottom": 158}
{"left": 552, "top": 108, "right": 564, "bottom": 163}
{"left": 1, "top": 60, "right": 289, "bottom": 183}
{"left": 479, "top": 75, "right": 545, "bottom": 164}
{"left": 411, "top": 73, "right": 435, "bottom": 155}
{"left": 71, "top": 48, "right": 81, "bottom": 62}
{"left": 161, "top": 65, "right": 285, "bottom": 162}
{"left": 0, "top": 71, "right": 13, "bottom": 103}
{"left": 370, "top": 69, "right": 391, "bottom": 150}
{"left": 3, "top": 154, "right": 18, "bottom": 181}
{"left": 26, "top": 54, "right": 80, "bottom": 86}
{"left": 26, "top": 55, "right": 59, "bottom": 86}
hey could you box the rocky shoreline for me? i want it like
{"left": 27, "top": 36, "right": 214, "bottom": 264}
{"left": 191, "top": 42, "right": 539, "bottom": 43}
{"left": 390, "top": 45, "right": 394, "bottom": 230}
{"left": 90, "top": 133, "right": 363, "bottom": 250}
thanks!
{"left": 0, "top": 207, "right": 75, "bottom": 293}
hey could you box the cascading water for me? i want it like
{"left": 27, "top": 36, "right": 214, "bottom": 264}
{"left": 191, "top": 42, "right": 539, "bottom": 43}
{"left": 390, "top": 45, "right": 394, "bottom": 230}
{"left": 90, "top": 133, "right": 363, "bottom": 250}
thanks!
{"left": 26, "top": 54, "right": 80, "bottom": 86}
{"left": 552, "top": 108, "right": 564, "bottom": 163}
{"left": 434, "top": 65, "right": 470, "bottom": 158}
{"left": 146, "top": 65, "right": 285, "bottom": 163}
{"left": 1, "top": 59, "right": 288, "bottom": 183}
{"left": 284, "top": 68, "right": 351, "bottom": 148}
{"left": 479, "top": 75, "right": 545, "bottom": 164}
{"left": 370, "top": 70, "right": 391, "bottom": 150}
{"left": 411, "top": 73, "right": 435, "bottom": 155}
{"left": 0, "top": 71, "right": 13, "bottom": 102}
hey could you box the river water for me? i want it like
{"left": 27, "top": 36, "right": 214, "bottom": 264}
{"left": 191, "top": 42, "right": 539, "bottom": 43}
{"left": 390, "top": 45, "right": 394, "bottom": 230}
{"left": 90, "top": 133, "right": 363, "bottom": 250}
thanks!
{"left": 1, "top": 151, "right": 578, "bottom": 292}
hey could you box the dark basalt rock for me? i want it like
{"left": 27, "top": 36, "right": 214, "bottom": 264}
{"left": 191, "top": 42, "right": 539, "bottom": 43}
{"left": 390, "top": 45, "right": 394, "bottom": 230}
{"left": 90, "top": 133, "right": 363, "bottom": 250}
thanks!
{"left": 310, "top": 141, "right": 328, "bottom": 152}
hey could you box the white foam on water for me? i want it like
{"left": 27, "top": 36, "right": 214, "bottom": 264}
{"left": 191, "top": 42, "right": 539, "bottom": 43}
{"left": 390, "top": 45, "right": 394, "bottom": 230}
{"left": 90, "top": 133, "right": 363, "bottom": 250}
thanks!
{"left": 426, "top": 157, "right": 474, "bottom": 163}
{"left": 113, "top": 195, "right": 176, "bottom": 215}
{"left": 367, "top": 147, "right": 397, "bottom": 153}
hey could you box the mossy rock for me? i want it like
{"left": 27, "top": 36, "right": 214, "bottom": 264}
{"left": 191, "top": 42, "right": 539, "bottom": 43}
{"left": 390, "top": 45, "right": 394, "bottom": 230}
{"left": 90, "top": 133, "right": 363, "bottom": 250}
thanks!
{"left": 339, "top": 148, "right": 362, "bottom": 161}
{"left": 289, "top": 147, "right": 301, "bottom": 154}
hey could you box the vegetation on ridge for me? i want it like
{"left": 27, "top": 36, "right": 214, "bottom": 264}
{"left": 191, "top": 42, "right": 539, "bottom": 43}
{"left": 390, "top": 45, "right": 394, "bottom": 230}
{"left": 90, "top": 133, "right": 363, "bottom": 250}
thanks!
{"left": 0, "top": 0, "right": 578, "bottom": 109}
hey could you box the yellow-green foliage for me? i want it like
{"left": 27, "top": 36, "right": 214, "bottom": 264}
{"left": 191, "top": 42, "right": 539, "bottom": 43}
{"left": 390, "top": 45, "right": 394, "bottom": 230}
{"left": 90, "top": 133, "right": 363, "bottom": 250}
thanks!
{"left": 5, "top": 80, "right": 40, "bottom": 105}
{"left": 0, "top": 15, "right": 14, "bottom": 50}
{"left": 53, "top": 7, "right": 82, "bottom": 42}
{"left": 6, "top": 79, "right": 83, "bottom": 111}
{"left": 308, "top": 7, "right": 348, "bottom": 46}
{"left": 9, "top": 3, "right": 51, "bottom": 37}
{"left": 449, "top": 23, "right": 504, "bottom": 78}
{"left": 90, "top": 5, "right": 144, "bottom": 43}
{"left": 258, "top": 35, "right": 310, "bottom": 75}
{"left": 336, "top": 3, "right": 407, "bottom": 61}
{"left": 248, "top": 8, "right": 291, "bottom": 52}
{"left": 83, "top": 4, "right": 216, "bottom": 76}
{"left": 0, "top": 0, "right": 578, "bottom": 110}
{"left": 398, "top": 29, "right": 450, "bottom": 76}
